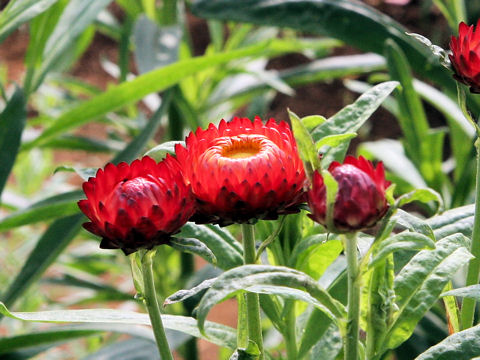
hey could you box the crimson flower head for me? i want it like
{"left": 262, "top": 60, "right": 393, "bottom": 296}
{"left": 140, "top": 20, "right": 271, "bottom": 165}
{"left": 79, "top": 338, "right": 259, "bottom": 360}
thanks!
{"left": 175, "top": 116, "right": 307, "bottom": 226}
{"left": 449, "top": 20, "right": 480, "bottom": 93}
{"left": 78, "top": 156, "right": 194, "bottom": 255}
{"left": 308, "top": 156, "right": 390, "bottom": 232}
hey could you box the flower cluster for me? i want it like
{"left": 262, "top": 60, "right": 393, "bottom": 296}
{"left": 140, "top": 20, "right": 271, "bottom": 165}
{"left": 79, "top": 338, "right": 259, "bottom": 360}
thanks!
{"left": 78, "top": 116, "right": 390, "bottom": 254}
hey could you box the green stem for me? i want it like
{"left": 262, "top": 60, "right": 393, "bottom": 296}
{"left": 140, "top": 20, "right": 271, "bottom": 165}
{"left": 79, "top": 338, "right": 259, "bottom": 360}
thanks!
{"left": 241, "top": 224, "right": 264, "bottom": 359}
{"left": 344, "top": 232, "right": 360, "bottom": 360}
{"left": 461, "top": 138, "right": 480, "bottom": 329}
{"left": 141, "top": 250, "right": 174, "bottom": 360}
{"left": 284, "top": 300, "right": 297, "bottom": 360}
{"left": 180, "top": 251, "right": 198, "bottom": 360}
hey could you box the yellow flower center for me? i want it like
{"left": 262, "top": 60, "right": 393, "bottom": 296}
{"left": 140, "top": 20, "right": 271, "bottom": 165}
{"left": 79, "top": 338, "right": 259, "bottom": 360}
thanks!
{"left": 221, "top": 136, "right": 262, "bottom": 159}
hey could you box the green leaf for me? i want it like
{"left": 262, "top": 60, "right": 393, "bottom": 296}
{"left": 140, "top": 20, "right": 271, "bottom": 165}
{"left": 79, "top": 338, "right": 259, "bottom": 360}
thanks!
{"left": 169, "top": 237, "right": 217, "bottom": 266}
{"left": 312, "top": 81, "right": 398, "bottom": 166}
{"left": 29, "top": 0, "right": 115, "bottom": 91}
{"left": 0, "top": 214, "right": 84, "bottom": 309}
{"left": 392, "top": 209, "right": 435, "bottom": 240}
{"left": 384, "top": 39, "right": 429, "bottom": 167}
{"left": 0, "top": 302, "right": 237, "bottom": 349}
{"left": 442, "top": 285, "right": 480, "bottom": 300}
{"left": 113, "top": 90, "right": 173, "bottom": 164}
{"left": 23, "top": 0, "right": 67, "bottom": 92}
{"left": 0, "top": 0, "right": 58, "bottom": 44}
{"left": 179, "top": 223, "right": 243, "bottom": 270}
{"left": 0, "top": 190, "right": 82, "bottom": 231}
{"left": 288, "top": 109, "right": 320, "bottom": 178}
{"left": 302, "top": 115, "right": 326, "bottom": 131}
{"left": 133, "top": 15, "right": 181, "bottom": 74}
{"left": 208, "top": 53, "right": 386, "bottom": 109}
{"left": 191, "top": 0, "right": 459, "bottom": 109}
{"left": 382, "top": 233, "right": 473, "bottom": 352}
{"left": 164, "top": 278, "right": 216, "bottom": 306}
{"left": 196, "top": 265, "right": 346, "bottom": 335}
{"left": 145, "top": 140, "right": 184, "bottom": 162}
{"left": 309, "top": 323, "right": 343, "bottom": 360}
{"left": 315, "top": 133, "right": 357, "bottom": 151}
{"left": 395, "top": 188, "right": 444, "bottom": 213}
{"left": 0, "top": 323, "right": 155, "bottom": 356}
{"left": 369, "top": 233, "right": 435, "bottom": 269}
{"left": 413, "top": 79, "right": 474, "bottom": 183}
{"left": 415, "top": 324, "right": 480, "bottom": 360}
{"left": 293, "top": 236, "right": 343, "bottom": 281}
{"left": 428, "top": 204, "right": 474, "bottom": 239}
{"left": 83, "top": 338, "right": 159, "bottom": 360}
{"left": 23, "top": 40, "right": 321, "bottom": 150}
{"left": 40, "top": 135, "right": 123, "bottom": 153}
{"left": 0, "top": 87, "right": 26, "bottom": 199}
{"left": 54, "top": 166, "right": 96, "bottom": 181}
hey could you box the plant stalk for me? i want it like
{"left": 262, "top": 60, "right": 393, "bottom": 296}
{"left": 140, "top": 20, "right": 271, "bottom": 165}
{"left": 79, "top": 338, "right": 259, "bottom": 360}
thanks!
{"left": 241, "top": 223, "right": 264, "bottom": 359}
{"left": 141, "top": 250, "right": 174, "bottom": 360}
{"left": 284, "top": 300, "right": 297, "bottom": 360}
{"left": 461, "top": 138, "right": 480, "bottom": 329}
{"left": 344, "top": 232, "right": 360, "bottom": 360}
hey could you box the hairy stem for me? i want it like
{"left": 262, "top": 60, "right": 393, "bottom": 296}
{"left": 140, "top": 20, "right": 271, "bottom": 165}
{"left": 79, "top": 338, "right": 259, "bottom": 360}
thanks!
{"left": 141, "top": 250, "right": 174, "bottom": 360}
{"left": 461, "top": 138, "right": 480, "bottom": 329}
{"left": 242, "top": 223, "right": 264, "bottom": 358}
{"left": 344, "top": 232, "right": 360, "bottom": 360}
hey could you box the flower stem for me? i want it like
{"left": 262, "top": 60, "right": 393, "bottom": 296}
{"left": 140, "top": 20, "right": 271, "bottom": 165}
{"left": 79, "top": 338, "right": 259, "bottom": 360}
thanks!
{"left": 461, "top": 138, "right": 480, "bottom": 329}
{"left": 284, "top": 300, "right": 297, "bottom": 360}
{"left": 241, "top": 223, "right": 264, "bottom": 359}
{"left": 141, "top": 250, "right": 174, "bottom": 360}
{"left": 344, "top": 232, "right": 360, "bottom": 360}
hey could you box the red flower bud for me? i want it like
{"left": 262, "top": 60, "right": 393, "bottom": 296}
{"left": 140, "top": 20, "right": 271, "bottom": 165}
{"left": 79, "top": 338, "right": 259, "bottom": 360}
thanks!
{"left": 78, "top": 156, "right": 195, "bottom": 255}
{"left": 449, "top": 20, "right": 480, "bottom": 93}
{"left": 308, "top": 156, "right": 390, "bottom": 232}
{"left": 176, "top": 117, "right": 307, "bottom": 225}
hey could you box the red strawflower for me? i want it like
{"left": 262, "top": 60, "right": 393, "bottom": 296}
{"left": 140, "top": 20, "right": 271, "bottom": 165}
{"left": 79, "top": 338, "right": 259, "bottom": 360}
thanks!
{"left": 175, "top": 116, "right": 307, "bottom": 225}
{"left": 78, "top": 156, "right": 194, "bottom": 255}
{"left": 308, "top": 156, "right": 390, "bottom": 232}
{"left": 449, "top": 19, "right": 480, "bottom": 93}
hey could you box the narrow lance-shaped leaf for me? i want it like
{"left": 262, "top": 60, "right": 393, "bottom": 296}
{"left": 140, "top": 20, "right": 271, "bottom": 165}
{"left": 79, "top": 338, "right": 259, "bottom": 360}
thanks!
{"left": 169, "top": 237, "right": 217, "bottom": 266}
{"left": 415, "top": 324, "right": 480, "bottom": 360}
{"left": 0, "top": 323, "right": 155, "bottom": 356}
{"left": 0, "top": 302, "right": 237, "bottom": 349}
{"left": 23, "top": 39, "right": 329, "bottom": 150}
{"left": 195, "top": 265, "right": 346, "bottom": 336}
{"left": 313, "top": 81, "right": 398, "bottom": 166}
{"left": 288, "top": 109, "right": 320, "bottom": 178}
{"left": 0, "top": 214, "right": 84, "bottom": 310}
{"left": 29, "top": 0, "right": 115, "bottom": 91}
{"left": 368, "top": 232, "right": 435, "bottom": 269}
{"left": 179, "top": 223, "right": 243, "bottom": 270}
{"left": 0, "top": 0, "right": 58, "bottom": 43}
{"left": 0, "top": 87, "right": 26, "bottom": 199}
{"left": 192, "top": 0, "right": 464, "bottom": 111}
{"left": 380, "top": 233, "right": 473, "bottom": 353}
{"left": 427, "top": 204, "right": 474, "bottom": 240}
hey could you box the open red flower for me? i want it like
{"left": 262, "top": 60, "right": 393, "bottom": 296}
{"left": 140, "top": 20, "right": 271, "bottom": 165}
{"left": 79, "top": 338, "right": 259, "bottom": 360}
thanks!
{"left": 308, "top": 156, "right": 390, "bottom": 232}
{"left": 175, "top": 117, "right": 306, "bottom": 225}
{"left": 78, "top": 156, "right": 194, "bottom": 255}
{"left": 449, "top": 20, "right": 480, "bottom": 93}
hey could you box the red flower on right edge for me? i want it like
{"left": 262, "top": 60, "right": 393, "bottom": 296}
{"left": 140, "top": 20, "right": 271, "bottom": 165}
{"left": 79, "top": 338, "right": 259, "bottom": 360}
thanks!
{"left": 449, "top": 19, "right": 480, "bottom": 93}
{"left": 308, "top": 156, "right": 391, "bottom": 232}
